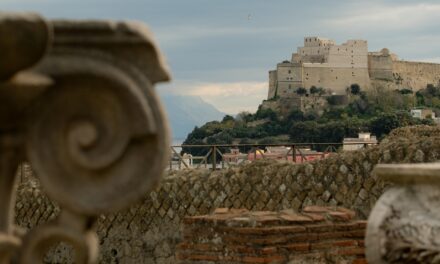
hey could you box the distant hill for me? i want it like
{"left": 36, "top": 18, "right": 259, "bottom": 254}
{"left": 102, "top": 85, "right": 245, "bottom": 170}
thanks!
{"left": 160, "top": 95, "right": 226, "bottom": 139}
{"left": 182, "top": 85, "right": 438, "bottom": 151}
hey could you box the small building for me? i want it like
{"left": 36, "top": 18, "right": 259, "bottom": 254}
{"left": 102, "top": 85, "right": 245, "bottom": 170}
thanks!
{"left": 222, "top": 148, "right": 247, "bottom": 163}
{"left": 343, "top": 133, "right": 377, "bottom": 151}
{"left": 248, "top": 146, "right": 329, "bottom": 163}
{"left": 410, "top": 108, "right": 435, "bottom": 119}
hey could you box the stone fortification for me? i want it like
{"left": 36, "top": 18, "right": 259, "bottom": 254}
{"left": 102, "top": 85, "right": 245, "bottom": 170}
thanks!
{"left": 14, "top": 126, "right": 440, "bottom": 263}
{"left": 268, "top": 37, "right": 440, "bottom": 99}
{"left": 393, "top": 60, "right": 440, "bottom": 90}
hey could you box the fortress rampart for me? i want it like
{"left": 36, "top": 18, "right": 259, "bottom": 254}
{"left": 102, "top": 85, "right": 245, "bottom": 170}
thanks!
{"left": 268, "top": 37, "right": 440, "bottom": 99}
{"left": 393, "top": 60, "right": 440, "bottom": 90}
{"left": 14, "top": 126, "right": 440, "bottom": 263}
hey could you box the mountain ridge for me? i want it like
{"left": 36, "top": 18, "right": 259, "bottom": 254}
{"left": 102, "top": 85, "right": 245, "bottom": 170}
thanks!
{"left": 160, "top": 95, "right": 226, "bottom": 139}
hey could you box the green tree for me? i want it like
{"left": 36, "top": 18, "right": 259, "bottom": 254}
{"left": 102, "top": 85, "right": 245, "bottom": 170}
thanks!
{"left": 370, "top": 113, "right": 400, "bottom": 138}
{"left": 322, "top": 108, "right": 344, "bottom": 120}
{"left": 296, "top": 87, "right": 307, "bottom": 96}
{"left": 326, "top": 95, "right": 339, "bottom": 106}
{"left": 399, "top": 88, "right": 413, "bottom": 95}
{"left": 287, "top": 110, "right": 305, "bottom": 121}
{"left": 257, "top": 137, "right": 278, "bottom": 145}
{"left": 415, "top": 91, "right": 425, "bottom": 107}
{"left": 289, "top": 121, "right": 319, "bottom": 142}
{"left": 222, "top": 115, "right": 235, "bottom": 123}
{"left": 426, "top": 84, "right": 440, "bottom": 97}
{"left": 255, "top": 108, "right": 278, "bottom": 121}
{"left": 350, "top": 84, "right": 361, "bottom": 95}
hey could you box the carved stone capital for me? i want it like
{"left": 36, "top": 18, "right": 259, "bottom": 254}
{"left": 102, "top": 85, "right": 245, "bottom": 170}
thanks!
{"left": 366, "top": 163, "right": 440, "bottom": 263}
{"left": 0, "top": 12, "right": 170, "bottom": 263}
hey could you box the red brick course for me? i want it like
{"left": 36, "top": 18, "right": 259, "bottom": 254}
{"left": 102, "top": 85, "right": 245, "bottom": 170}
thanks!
{"left": 176, "top": 206, "right": 366, "bottom": 263}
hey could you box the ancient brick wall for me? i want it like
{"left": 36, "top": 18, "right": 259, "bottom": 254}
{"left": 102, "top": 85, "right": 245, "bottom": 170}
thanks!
{"left": 177, "top": 206, "right": 366, "bottom": 264}
{"left": 14, "top": 125, "right": 440, "bottom": 263}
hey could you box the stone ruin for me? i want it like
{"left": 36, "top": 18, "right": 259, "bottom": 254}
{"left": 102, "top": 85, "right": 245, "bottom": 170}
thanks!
{"left": 0, "top": 12, "right": 170, "bottom": 263}
{"left": 177, "top": 207, "right": 366, "bottom": 263}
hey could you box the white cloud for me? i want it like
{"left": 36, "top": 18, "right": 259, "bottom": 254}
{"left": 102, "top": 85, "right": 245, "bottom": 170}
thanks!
{"left": 326, "top": 3, "right": 440, "bottom": 31}
{"left": 160, "top": 81, "right": 268, "bottom": 114}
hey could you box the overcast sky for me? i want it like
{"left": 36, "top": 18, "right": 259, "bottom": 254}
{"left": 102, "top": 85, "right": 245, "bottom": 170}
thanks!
{"left": 2, "top": 0, "right": 440, "bottom": 114}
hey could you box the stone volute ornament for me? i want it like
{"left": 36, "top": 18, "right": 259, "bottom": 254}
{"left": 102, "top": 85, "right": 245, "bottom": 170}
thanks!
{"left": 0, "top": 12, "right": 170, "bottom": 263}
{"left": 366, "top": 163, "right": 440, "bottom": 263}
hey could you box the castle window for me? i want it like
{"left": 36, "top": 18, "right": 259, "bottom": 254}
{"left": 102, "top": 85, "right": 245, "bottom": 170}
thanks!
{"left": 289, "top": 84, "right": 291, "bottom": 89}
{"left": 288, "top": 70, "right": 291, "bottom": 74}
{"left": 336, "top": 76, "right": 338, "bottom": 80}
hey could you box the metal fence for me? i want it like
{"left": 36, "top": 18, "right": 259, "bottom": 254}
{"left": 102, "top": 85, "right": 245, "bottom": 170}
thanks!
{"left": 168, "top": 142, "right": 377, "bottom": 171}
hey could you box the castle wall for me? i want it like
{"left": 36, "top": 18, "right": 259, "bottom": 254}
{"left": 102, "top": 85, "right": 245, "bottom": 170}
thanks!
{"left": 276, "top": 37, "right": 370, "bottom": 95}
{"left": 327, "top": 40, "right": 368, "bottom": 67}
{"left": 393, "top": 61, "right": 440, "bottom": 90}
{"left": 267, "top": 36, "right": 440, "bottom": 101}
{"left": 368, "top": 54, "right": 393, "bottom": 81}
{"left": 302, "top": 67, "right": 370, "bottom": 93}
{"left": 275, "top": 63, "right": 302, "bottom": 97}
{"left": 298, "top": 38, "right": 368, "bottom": 67}
{"left": 268, "top": 70, "right": 277, "bottom": 99}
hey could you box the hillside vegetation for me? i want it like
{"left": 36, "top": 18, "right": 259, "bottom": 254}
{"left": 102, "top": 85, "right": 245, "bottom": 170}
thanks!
{"left": 183, "top": 84, "right": 438, "bottom": 151}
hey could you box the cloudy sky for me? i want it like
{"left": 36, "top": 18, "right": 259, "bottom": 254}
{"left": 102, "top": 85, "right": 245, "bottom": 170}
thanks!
{"left": 2, "top": 0, "right": 440, "bottom": 114}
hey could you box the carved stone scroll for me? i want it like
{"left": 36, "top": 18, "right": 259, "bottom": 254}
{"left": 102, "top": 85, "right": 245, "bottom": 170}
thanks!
{"left": 0, "top": 12, "right": 170, "bottom": 263}
{"left": 366, "top": 163, "right": 440, "bottom": 263}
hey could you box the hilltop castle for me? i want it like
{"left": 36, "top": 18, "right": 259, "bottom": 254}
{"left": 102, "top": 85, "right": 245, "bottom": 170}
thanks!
{"left": 268, "top": 37, "right": 440, "bottom": 99}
